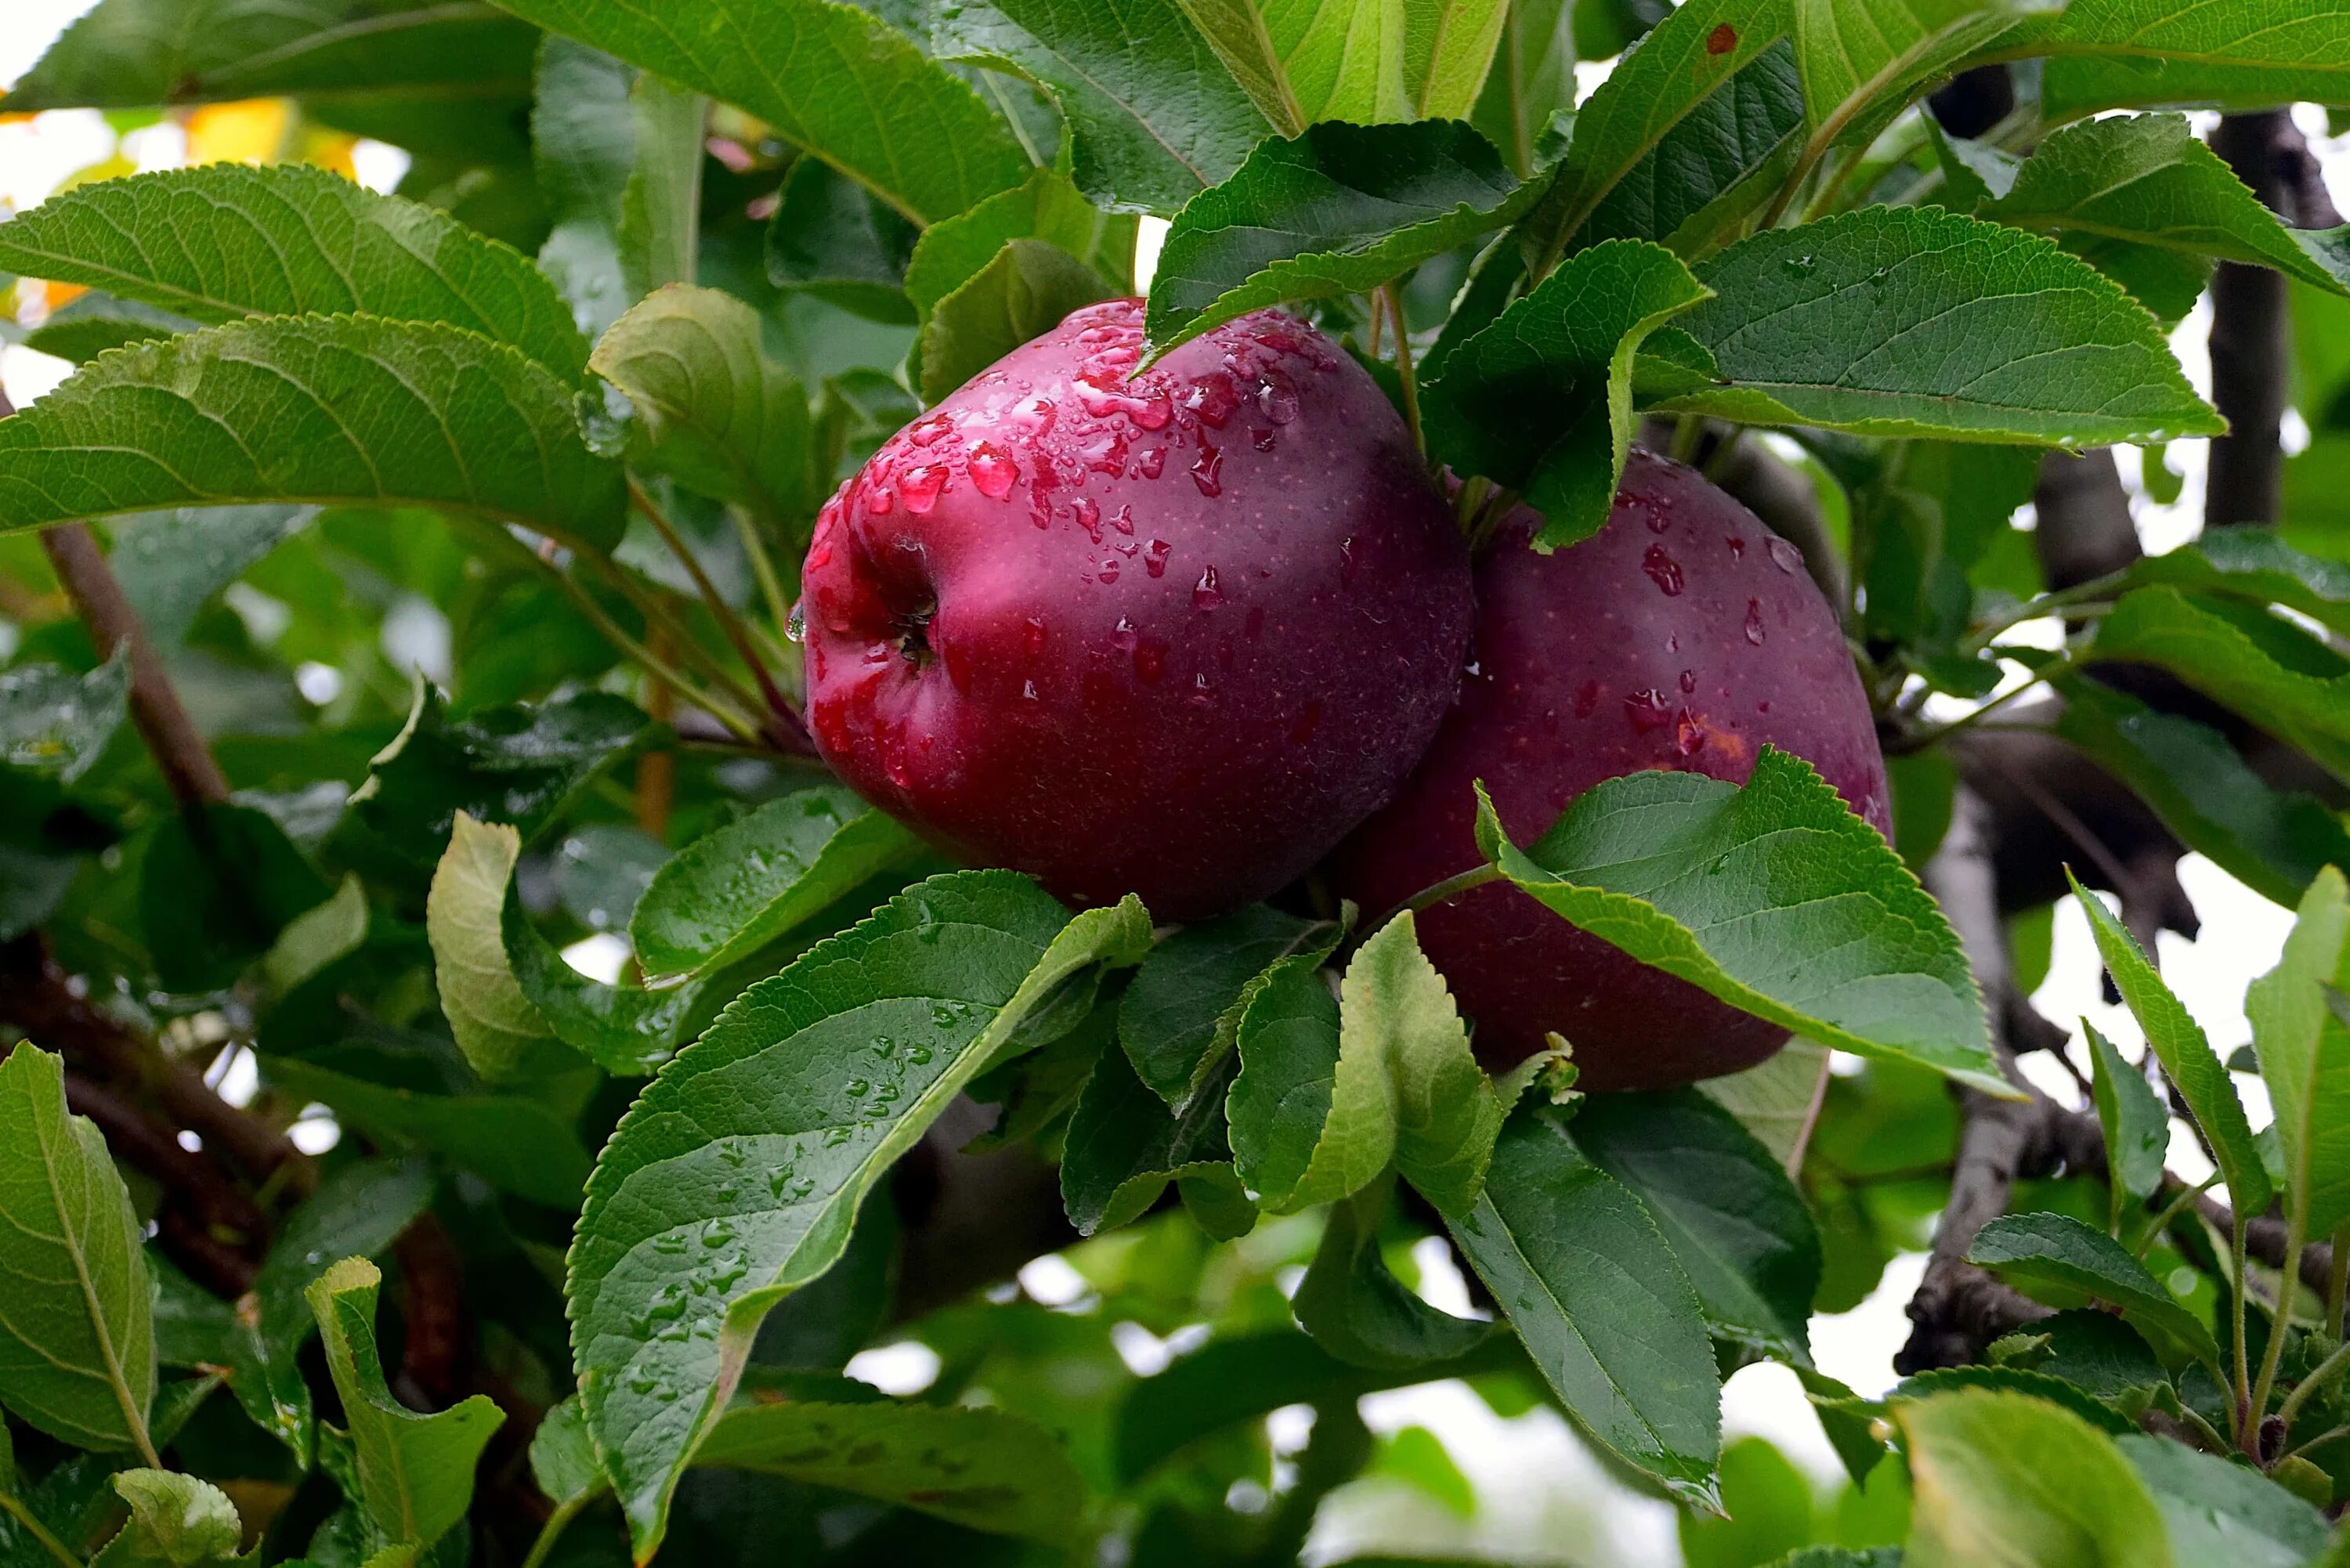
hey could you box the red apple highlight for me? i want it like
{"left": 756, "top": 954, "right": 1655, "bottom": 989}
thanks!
{"left": 801, "top": 299, "right": 1473, "bottom": 920}
{"left": 1329, "top": 449, "right": 1892, "bottom": 1090}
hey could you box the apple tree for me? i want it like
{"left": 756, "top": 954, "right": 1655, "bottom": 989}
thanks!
{"left": 2, "top": 0, "right": 2349, "bottom": 1563}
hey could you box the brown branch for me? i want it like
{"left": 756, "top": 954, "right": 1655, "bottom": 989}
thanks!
{"left": 0, "top": 391, "right": 231, "bottom": 812}
{"left": 2033, "top": 449, "right": 2139, "bottom": 590}
{"left": 0, "top": 934, "right": 316, "bottom": 1193}
{"left": 392, "top": 1215, "right": 468, "bottom": 1411}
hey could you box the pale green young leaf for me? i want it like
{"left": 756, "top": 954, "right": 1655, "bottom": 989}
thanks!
{"left": 533, "top": 38, "right": 640, "bottom": 341}
{"left": 2070, "top": 867, "right": 2271, "bottom": 1215}
{"left": 0, "top": 1046, "right": 156, "bottom": 1458}
{"left": 1173, "top": 0, "right": 1308, "bottom": 134}
{"left": 1895, "top": 1388, "right": 2172, "bottom": 1568}
{"left": 2117, "top": 1432, "right": 2330, "bottom": 1568}
{"left": 1790, "top": 0, "right": 2054, "bottom": 150}
{"left": 2249, "top": 868, "right": 2350, "bottom": 1238}
{"left": 1987, "top": 114, "right": 2350, "bottom": 299}
{"left": 92, "top": 1472, "right": 240, "bottom": 1568}
{"left": 620, "top": 74, "right": 704, "bottom": 295}
{"left": 933, "top": 0, "right": 1273, "bottom": 216}
{"left": 1969, "top": 1212, "right": 2221, "bottom": 1373}
{"left": 1446, "top": 1106, "right": 1721, "bottom": 1508}
{"left": 306, "top": 1256, "right": 503, "bottom": 1549}
{"left": 1144, "top": 119, "right": 1535, "bottom": 357}
{"left": 2052, "top": 680, "right": 2350, "bottom": 910}
{"left": 694, "top": 1398, "right": 1089, "bottom": 1542}
{"left": 487, "top": 0, "right": 1027, "bottom": 224}
{"left": 919, "top": 239, "right": 1115, "bottom": 403}
{"left": 902, "top": 168, "right": 1137, "bottom": 313}
{"left": 591, "top": 286, "right": 821, "bottom": 531}
{"left": 2085, "top": 1022, "right": 2168, "bottom": 1232}
{"left": 0, "top": 164, "right": 588, "bottom": 382}
{"left": 1423, "top": 237, "right": 1712, "bottom": 548}
{"left": 2084, "top": 588, "right": 2350, "bottom": 786}
{"left": 1697, "top": 1038, "right": 1830, "bottom": 1172}
{"left": 3, "top": 0, "right": 538, "bottom": 110}
{"left": 428, "top": 813, "right": 563, "bottom": 1084}
{"left": 568, "top": 872, "right": 1151, "bottom": 1556}
{"left": 1260, "top": 0, "right": 1414, "bottom": 122}
{"left": 0, "top": 316, "right": 627, "bottom": 553}
{"left": 0, "top": 652, "right": 128, "bottom": 784}
{"left": 628, "top": 786, "right": 924, "bottom": 979}
{"left": 1514, "top": 0, "right": 1795, "bottom": 274}
{"left": 2036, "top": 1, "right": 2350, "bottom": 124}
{"left": 1476, "top": 748, "right": 2004, "bottom": 1095}
{"left": 1404, "top": 0, "right": 1509, "bottom": 119}
{"left": 1119, "top": 904, "right": 1333, "bottom": 1111}
{"left": 1645, "top": 207, "right": 2224, "bottom": 447}
{"left": 1292, "top": 1179, "right": 1492, "bottom": 1369}
{"left": 1570, "top": 1090, "right": 1821, "bottom": 1363}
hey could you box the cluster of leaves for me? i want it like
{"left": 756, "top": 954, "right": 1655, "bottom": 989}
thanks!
{"left": 4, "top": 0, "right": 2350, "bottom": 1563}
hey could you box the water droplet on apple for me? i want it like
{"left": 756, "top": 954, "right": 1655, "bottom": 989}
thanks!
{"left": 1074, "top": 496, "right": 1101, "bottom": 540}
{"left": 967, "top": 441, "right": 1017, "bottom": 498}
{"left": 1191, "top": 443, "right": 1223, "bottom": 497}
{"left": 900, "top": 464, "right": 948, "bottom": 513}
{"left": 1097, "top": 555, "right": 1120, "bottom": 584}
{"left": 1625, "top": 688, "right": 1676, "bottom": 732}
{"left": 1642, "top": 543, "right": 1683, "bottom": 595}
{"left": 1137, "top": 447, "right": 1166, "bottom": 479}
{"left": 1679, "top": 668, "right": 1697, "bottom": 693}
{"left": 1192, "top": 565, "right": 1223, "bottom": 609}
{"left": 1144, "top": 539, "right": 1171, "bottom": 577}
{"left": 1726, "top": 535, "right": 1744, "bottom": 558}
{"left": 1675, "top": 710, "right": 1708, "bottom": 757}
{"left": 1768, "top": 537, "right": 1805, "bottom": 574}
{"left": 1745, "top": 599, "right": 1766, "bottom": 645}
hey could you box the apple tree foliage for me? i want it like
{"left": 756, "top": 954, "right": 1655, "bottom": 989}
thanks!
{"left": 2, "top": 0, "right": 2350, "bottom": 1564}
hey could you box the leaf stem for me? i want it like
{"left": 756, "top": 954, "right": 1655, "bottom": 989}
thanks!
{"left": 732, "top": 508, "right": 800, "bottom": 651}
{"left": 0, "top": 1493, "right": 85, "bottom": 1568}
{"left": 1372, "top": 863, "right": 1505, "bottom": 934}
{"left": 2277, "top": 1334, "right": 2350, "bottom": 1437}
{"left": 519, "top": 1494, "right": 590, "bottom": 1568}
{"left": 2135, "top": 1173, "right": 2220, "bottom": 1260}
{"left": 1961, "top": 572, "right": 2128, "bottom": 653}
{"left": 2329, "top": 1223, "right": 2349, "bottom": 1337}
{"left": 2234, "top": 1216, "right": 2254, "bottom": 1449}
{"left": 1885, "top": 661, "right": 2066, "bottom": 756}
{"left": 1380, "top": 283, "right": 1425, "bottom": 459}
{"left": 2248, "top": 1204, "right": 2308, "bottom": 1437}
{"left": 544, "top": 559, "right": 764, "bottom": 743}
{"left": 630, "top": 479, "right": 807, "bottom": 747}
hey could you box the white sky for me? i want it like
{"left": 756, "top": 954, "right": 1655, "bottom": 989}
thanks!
{"left": 5, "top": 5, "right": 2345, "bottom": 1562}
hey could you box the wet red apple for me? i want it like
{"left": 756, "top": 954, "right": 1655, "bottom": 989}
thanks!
{"left": 800, "top": 299, "right": 1473, "bottom": 920}
{"left": 1328, "top": 449, "right": 1891, "bottom": 1090}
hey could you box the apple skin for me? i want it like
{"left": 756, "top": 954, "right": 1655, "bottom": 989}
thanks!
{"left": 1326, "top": 448, "right": 1892, "bottom": 1090}
{"left": 800, "top": 298, "right": 1474, "bottom": 921}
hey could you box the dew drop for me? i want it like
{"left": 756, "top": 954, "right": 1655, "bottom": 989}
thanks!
{"left": 1679, "top": 668, "right": 1697, "bottom": 694}
{"left": 1137, "top": 446, "right": 1166, "bottom": 479}
{"left": 1074, "top": 496, "right": 1102, "bottom": 540}
{"left": 1767, "top": 537, "right": 1805, "bottom": 575}
{"left": 1191, "top": 443, "right": 1223, "bottom": 497}
{"left": 900, "top": 464, "right": 948, "bottom": 514}
{"left": 1641, "top": 543, "right": 1684, "bottom": 596}
{"left": 1192, "top": 565, "right": 1224, "bottom": 610}
{"left": 784, "top": 603, "right": 805, "bottom": 643}
{"left": 967, "top": 441, "right": 1018, "bottom": 499}
{"left": 1097, "top": 555, "right": 1120, "bottom": 584}
{"left": 1726, "top": 535, "right": 1744, "bottom": 559}
{"left": 1251, "top": 426, "right": 1276, "bottom": 452}
{"left": 1744, "top": 598, "right": 1766, "bottom": 645}
{"left": 1675, "top": 710, "right": 1709, "bottom": 757}
{"left": 1144, "top": 539, "right": 1172, "bottom": 577}
{"left": 1625, "top": 688, "right": 1676, "bottom": 733}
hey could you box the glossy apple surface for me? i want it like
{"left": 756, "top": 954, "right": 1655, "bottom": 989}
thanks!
{"left": 801, "top": 299, "right": 1474, "bottom": 920}
{"left": 1329, "top": 448, "right": 1891, "bottom": 1089}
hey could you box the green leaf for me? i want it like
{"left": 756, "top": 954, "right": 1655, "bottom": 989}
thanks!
{"left": 1513, "top": 0, "right": 1794, "bottom": 273}
{"left": 341, "top": 685, "right": 656, "bottom": 886}
{"left": 1646, "top": 206, "right": 2225, "bottom": 447}
{"left": 628, "top": 786, "right": 923, "bottom": 980}
{"left": 695, "top": 1397, "right": 1087, "bottom": 1541}
{"left": 0, "top": 164, "right": 588, "bottom": 382}
{"left": 1144, "top": 118, "right": 1535, "bottom": 357}
{"left": 765, "top": 158, "right": 920, "bottom": 323}
{"left": 1292, "top": 1180, "right": 1493, "bottom": 1369}
{"left": 107, "top": 504, "right": 310, "bottom": 649}
{"left": 2115, "top": 1431, "right": 2331, "bottom": 1568}
{"left": 265, "top": 1059, "right": 593, "bottom": 1209}
{"left": 2086, "top": 1021, "right": 2168, "bottom": 1232}
{"left": 1404, "top": 0, "right": 1510, "bottom": 120}
{"left": 0, "top": 1046, "right": 156, "bottom": 1458}
{"left": 306, "top": 1256, "right": 503, "bottom": 1549}
{"left": 1967, "top": 1212, "right": 2222, "bottom": 1373}
{"left": 1987, "top": 114, "right": 2350, "bottom": 299}
{"left": 3, "top": 0, "right": 538, "bottom": 110}
{"left": 1577, "top": 38, "right": 1806, "bottom": 255}
{"left": 1444, "top": 1105, "right": 1721, "bottom": 1508}
{"left": 428, "top": 813, "right": 566, "bottom": 1084}
{"left": 486, "top": 0, "right": 1028, "bottom": 225}
{"left": 2084, "top": 588, "right": 2350, "bottom": 786}
{"left": 2036, "top": 2, "right": 2350, "bottom": 124}
{"left": 1893, "top": 1364, "right": 2138, "bottom": 1436}
{"left": 0, "top": 652, "right": 128, "bottom": 784}
{"left": 1896, "top": 1389, "right": 2172, "bottom": 1568}
{"left": 1423, "top": 236, "right": 1711, "bottom": 548}
{"left": 1791, "top": 0, "right": 2052, "bottom": 154}
{"left": 1475, "top": 747, "right": 2004, "bottom": 1095}
{"left": 1059, "top": 1018, "right": 1240, "bottom": 1236}
{"left": 933, "top": 0, "right": 1273, "bottom": 216}
{"left": 529, "top": 1396, "right": 605, "bottom": 1508}
{"left": 22, "top": 294, "right": 195, "bottom": 365}
{"left": 1173, "top": 0, "right": 1306, "bottom": 134}
{"left": 1697, "top": 1037, "right": 1830, "bottom": 1170}
{"left": 2052, "top": 679, "right": 2350, "bottom": 910}
{"left": 1226, "top": 946, "right": 1345, "bottom": 1205}
{"left": 2249, "top": 868, "right": 2350, "bottom": 1238}
{"left": 1257, "top": 0, "right": 1415, "bottom": 123}
{"left": 2122, "top": 528, "right": 2350, "bottom": 641}
{"left": 619, "top": 74, "right": 705, "bottom": 296}
{"left": 0, "top": 316, "right": 627, "bottom": 555}
{"left": 92, "top": 1472, "right": 241, "bottom": 1568}
{"left": 1569, "top": 1089, "right": 1821, "bottom": 1362}
{"left": 1118, "top": 904, "right": 1332, "bottom": 1110}
{"left": 533, "top": 38, "right": 639, "bottom": 341}
{"left": 503, "top": 893, "right": 719, "bottom": 1075}
{"left": 591, "top": 284, "right": 820, "bottom": 530}
{"left": 901, "top": 167, "right": 1137, "bottom": 315}
{"left": 568, "top": 870, "right": 1150, "bottom": 1557}
{"left": 918, "top": 238, "right": 1115, "bottom": 403}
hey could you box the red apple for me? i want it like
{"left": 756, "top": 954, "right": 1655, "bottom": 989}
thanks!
{"left": 800, "top": 299, "right": 1474, "bottom": 920}
{"left": 1328, "top": 449, "right": 1891, "bottom": 1090}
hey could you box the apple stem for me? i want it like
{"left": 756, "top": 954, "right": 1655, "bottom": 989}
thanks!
{"left": 540, "top": 551, "right": 766, "bottom": 744}
{"left": 1380, "top": 283, "right": 1426, "bottom": 461}
{"left": 1371, "top": 863, "right": 1505, "bottom": 934}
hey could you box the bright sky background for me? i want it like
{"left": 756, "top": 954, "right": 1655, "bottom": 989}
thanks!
{"left": 5, "top": 5, "right": 2346, "bottom": 1562}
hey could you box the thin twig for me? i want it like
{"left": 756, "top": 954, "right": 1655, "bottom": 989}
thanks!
{"left": 629, "top": 480, "right": 811, "bottom": 751}
{"left": 1379, "top": 283, "right": 1425, "bottom": 459}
